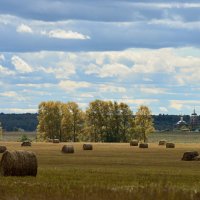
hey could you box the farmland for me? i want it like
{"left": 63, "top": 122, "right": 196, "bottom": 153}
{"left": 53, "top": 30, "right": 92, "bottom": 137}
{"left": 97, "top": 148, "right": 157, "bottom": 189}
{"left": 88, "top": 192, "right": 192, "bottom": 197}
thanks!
{"left": 1, "top": 140, "right": 200, "bottom": 199}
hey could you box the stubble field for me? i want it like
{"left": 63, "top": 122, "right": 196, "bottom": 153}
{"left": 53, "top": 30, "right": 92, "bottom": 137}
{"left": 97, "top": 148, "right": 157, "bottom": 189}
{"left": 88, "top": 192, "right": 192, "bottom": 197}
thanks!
{"left": 1, "top": 142, "right": 200, "bottom": 199}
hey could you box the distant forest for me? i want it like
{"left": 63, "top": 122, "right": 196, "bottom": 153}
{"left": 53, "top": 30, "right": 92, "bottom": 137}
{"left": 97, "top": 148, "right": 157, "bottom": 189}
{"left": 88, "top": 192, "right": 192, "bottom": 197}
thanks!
{"left": 0, "top": 113, "right": 191, "bottom": 132}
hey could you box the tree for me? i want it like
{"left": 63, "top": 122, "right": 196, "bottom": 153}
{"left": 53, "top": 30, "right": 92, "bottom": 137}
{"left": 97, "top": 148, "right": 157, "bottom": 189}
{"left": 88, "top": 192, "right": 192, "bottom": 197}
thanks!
{"left": 134, "top": 105, "right": 155, "bottom": 142}
{"left": 86, "top": 100, "right": 105, "bottom": 142}
{"left": 86, "top": 100, "right": 133, "bottom": 142}
{"left": 119, "top": 102, "right": 133, "bottom": 142}
{"left": 66, "top": 102, "right": 84, "bottom": 142}
{"left": 37, "top": 101, "right": 62, "bottom": 140}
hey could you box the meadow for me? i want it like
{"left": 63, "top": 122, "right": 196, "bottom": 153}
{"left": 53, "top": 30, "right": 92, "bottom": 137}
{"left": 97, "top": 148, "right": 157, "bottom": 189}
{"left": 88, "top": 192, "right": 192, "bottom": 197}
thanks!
{"left": 1, "top": 139, "right": 200, "bottom": 199}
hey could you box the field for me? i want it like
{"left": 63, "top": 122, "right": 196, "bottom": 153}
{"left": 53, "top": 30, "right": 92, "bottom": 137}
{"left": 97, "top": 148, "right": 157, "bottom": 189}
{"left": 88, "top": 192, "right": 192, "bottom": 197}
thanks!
{"left": 1, "top": 141, "right": 200, "bottom": 199}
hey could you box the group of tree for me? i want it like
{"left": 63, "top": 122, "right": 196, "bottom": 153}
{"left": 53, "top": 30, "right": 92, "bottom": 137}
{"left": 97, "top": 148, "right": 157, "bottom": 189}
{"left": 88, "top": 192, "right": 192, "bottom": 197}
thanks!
{"left": 0, "top": 113, "right": 38, "bottom": 131}
{"left": 37, "top": 100, "right": 154, "bottom": 142}
{"left": 0, "top": 112, "right": 192, "bottom": 133}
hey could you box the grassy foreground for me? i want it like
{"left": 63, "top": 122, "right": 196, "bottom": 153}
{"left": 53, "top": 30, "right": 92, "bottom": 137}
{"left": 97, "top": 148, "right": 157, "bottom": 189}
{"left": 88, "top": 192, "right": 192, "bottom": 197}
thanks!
{"left": 1, "top": 142, "right": 200, "bottom": 199}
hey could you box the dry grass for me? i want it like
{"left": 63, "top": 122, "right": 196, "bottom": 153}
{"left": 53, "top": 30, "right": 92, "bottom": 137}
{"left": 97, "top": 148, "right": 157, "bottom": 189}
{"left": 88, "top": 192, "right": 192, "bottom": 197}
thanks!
{"left": 0, "top": 142, "right": 200, "bottom": 199}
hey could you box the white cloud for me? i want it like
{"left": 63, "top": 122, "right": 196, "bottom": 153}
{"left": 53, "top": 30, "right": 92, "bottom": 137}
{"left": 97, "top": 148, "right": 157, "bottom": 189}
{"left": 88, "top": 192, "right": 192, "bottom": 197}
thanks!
{"left": 40, "top": 62, "right": 76, "bottom": 79}
{"left": 99, "top": 84, "right": 127, "bottom": 93}
{"left": 0, "top": 108, "right": 37, "bottom": 113}
{"left": 149, "top": 19, "right": 200, "bottom": 30}
{"left": 16, "top": 83, "right": 55, "bottom": 88}
{"left": 0, "top": 91, "right": 27, "bottom": 101}
{"left": 159, "top": 107, "right": 168, "bottom": 113}
{"left": 0, "top": 54, "right": 5, "bottom": 61}
{"left": 140, "top": 87, "right": 168, "bottom": 94}
{"left": 16, "top": 24, "right": 33, "bottom": 33}
{"left": 47, "top": 29, "right": 90, "bottom": 40}
{"left": 85, "top": 63, "right": 131, "bottom": 78}
{"left": 121, "top": 98, "right": 159, "bottom": 105}
{"left": 11, "top": 56, "right": 33, "bottom": 73}
{"left": 169, "top": 100, "right": 200, "bottom": 111}
{"left": 0, "top": 65, "right": 15, "bottom": 76}
{"left": 59, "top": 80, "right": 91, "bottom": 91}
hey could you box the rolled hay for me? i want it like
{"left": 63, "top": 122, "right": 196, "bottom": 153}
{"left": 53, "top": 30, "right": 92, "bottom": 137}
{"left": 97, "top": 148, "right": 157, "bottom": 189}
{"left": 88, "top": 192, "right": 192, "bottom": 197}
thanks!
{"left": 182, "top": 151, "right": 199, "bottom": 161}
{"left": 53, "top": 139, "right": 60, "bottom": 143}
{"left": 130, "top": 140, "right": 139, "bottom": 146}
{"left": 0, "top": 146, "right": 7, "bottom": 153}
{"left": 194, "top": 156, "right": 200, "bottom": 161}
{"left": 46, "top": 138, "right": 53, "bottom": 143}
{"left": 139, "top": 143, "right": 148, "bottom": 148}
{"left": 62, "top": 145, "right": 74, "bottom": 153}
{"left": 0, "top": 150, "right": 37, "bottom": 176}
{"left": 83, "top": 144, "right": 93, "bottom": 150}
{"left": 166, "top": 143, "right": 175, "bottom": 148}
{"left": 159, "top": 140, "right": 166, "bottom": 145}
{"left": 21, "top": 141, "right": 31, "bottom": 147}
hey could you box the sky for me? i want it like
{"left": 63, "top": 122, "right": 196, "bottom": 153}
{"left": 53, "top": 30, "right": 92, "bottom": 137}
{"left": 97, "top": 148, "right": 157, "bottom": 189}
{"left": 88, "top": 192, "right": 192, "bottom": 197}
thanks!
{"left": 0, "top": 0, "right": 200, "bottom": 115}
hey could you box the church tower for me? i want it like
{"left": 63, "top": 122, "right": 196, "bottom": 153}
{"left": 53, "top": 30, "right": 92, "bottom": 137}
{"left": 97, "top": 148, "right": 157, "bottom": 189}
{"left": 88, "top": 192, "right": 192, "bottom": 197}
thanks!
{"left": 190, "top": 108, "right": 199, "bottom": 131}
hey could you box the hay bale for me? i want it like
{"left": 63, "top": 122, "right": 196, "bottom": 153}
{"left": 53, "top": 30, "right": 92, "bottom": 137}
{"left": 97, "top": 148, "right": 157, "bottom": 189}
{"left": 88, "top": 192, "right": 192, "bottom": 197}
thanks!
{"left": 83, "top": 144, "right": 93, "bottom": 150}
{"left": 53, "top": 139, "right": 60, "bottom": 143}
{"left": 194, "top": 156, "right": 200, "bottom": 161}
{"left": 21, "top": 141, "right": 31, "bottom": 147}
{"left": 46, "top": 138, "right": 53, "bottom": 143}
{"left": 166, "top": 143, "right": 175, "bottom": 148}
{"left": 130, "top": 140, "right": 138, "bottom": 146}
{"left": 139, "top": 143, "right": 148, "bottom": 148}
{"left": 0, "top": 150, "right": 37, "bottom": 176}
{"left": 159, "top": 140, "right": 166, "bottom": 145}
{"left": 0, "top": 146, "right": 7, "bottom": 153}
{"left": 182, "top": 151, "right": 199, "bottom": 161}
{"left": 62, "top": 145, "right": 74, "bottom": 153}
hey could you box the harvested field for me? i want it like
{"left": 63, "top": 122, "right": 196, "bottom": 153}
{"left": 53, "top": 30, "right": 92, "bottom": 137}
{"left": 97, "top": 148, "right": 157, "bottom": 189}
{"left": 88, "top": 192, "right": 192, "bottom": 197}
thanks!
{"left": 0, "top": 142, "right": 200, "bottom": 199}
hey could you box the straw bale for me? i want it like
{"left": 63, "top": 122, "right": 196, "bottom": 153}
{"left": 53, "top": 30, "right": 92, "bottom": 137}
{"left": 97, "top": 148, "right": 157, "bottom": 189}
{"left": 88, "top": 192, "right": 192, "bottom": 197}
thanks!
{"left": 62, "top": 145, "right": 74, "bottom": 153}
{"left": 83, "top": 144, "right": 93, "bottom": 150}
{"left": 0, "top": 150, "right": 37, "bottom": 176}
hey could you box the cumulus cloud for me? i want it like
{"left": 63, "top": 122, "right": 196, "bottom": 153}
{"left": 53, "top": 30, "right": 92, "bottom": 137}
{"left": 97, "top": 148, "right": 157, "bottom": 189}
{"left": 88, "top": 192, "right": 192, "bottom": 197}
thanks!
{"left": 47, "top": 29, "right": 90, "bottom": 40}
{"left": 169, "top": 100, "right": 200, "bottom": 111}
{"left": 0, "top": 91, "right": 27, "bottom": 101}
{"left": 11, "top": 56, "right": 33, "bottom": 73}
{"left": 0, "top": 108, "right": 37, "bottom": 113}
{"left": 99, "top": 85, "right": 127, "bottom": 93}
{"left": 0, "top": 54, "right": 5, "bottom": 61}
{"left": 159, "top": 107, "right": 168, "bottom": 112}
{"left": 121, "top": 98, "right": 159, "bottom": 105}
{"left": 16, "top": 83, "right": 55, "bottom": 88}
{"left": 0, "top": 65, "right": 15, "bottom": 76}
{"left": 58, "top": 80, "right": 91, "bottom": 92}
{"left": 16, "top": 24, "right": 33, "bottom": 33}
{"left": 140, "top": 87, "right": 168, "bottom": 94}
{"left": 40, "top": 62, "right": 76, "bottom": 79}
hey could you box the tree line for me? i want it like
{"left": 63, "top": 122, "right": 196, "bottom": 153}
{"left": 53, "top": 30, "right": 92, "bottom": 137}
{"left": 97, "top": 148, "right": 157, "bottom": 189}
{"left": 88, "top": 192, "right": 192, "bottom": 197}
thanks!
{"left": 37, "top": 100, "right": 154, "bottom": 142}
{"left": 0, "top": 109, "right": 191, "bottom": 133}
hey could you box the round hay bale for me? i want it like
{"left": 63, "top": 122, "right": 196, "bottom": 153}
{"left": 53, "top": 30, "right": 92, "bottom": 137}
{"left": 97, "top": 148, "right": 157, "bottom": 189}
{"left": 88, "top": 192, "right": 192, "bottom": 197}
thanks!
{"left": 159, "top": 140, "right": 166, "bottom": 145}
{"left": 194, "top": 156, "right": 200, "bottom": 161}
{"left": 130, "top": 140, "right": 138, "bottom": 146}
{"left": 62, "top": 145, "right": 74, "bottom": 153}
{"left": 182, "top": 151, "right": 199, "bottom": 161}
{"left": 53, "top": 139, "right": 60, "bottom": 143}
{"left": 21, "top": 141, "right": 31, "bottom": 147}
{"left": 0, "top": 146, "right": 7, "bottom": 153}
{"left": 166, "top": 143, "right": 175, "bottom": 148}
{"left": 46, "top": 138, "right": 53, "bottom": 143}
{"left": 83, "top": 144, "right": 93, "bottom": 150}
{"left": 0, "top": 150, "right": 37, "bottom": 176}
{"left": 139, "top": 143, "right": 148, "bottom": 148}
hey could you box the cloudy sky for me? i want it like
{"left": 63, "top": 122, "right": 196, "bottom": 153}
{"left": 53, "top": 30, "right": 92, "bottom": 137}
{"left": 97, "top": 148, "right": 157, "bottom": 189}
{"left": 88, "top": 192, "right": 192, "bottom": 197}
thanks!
{"left": 0, "top": 0, "right": 200, "bottom": 114}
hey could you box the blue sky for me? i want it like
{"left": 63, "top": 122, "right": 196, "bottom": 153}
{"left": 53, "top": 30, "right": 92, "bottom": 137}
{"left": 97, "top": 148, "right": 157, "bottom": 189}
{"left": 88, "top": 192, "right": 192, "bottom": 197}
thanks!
{"left": 0, "top": 0, "right": 200, "bottom": 114}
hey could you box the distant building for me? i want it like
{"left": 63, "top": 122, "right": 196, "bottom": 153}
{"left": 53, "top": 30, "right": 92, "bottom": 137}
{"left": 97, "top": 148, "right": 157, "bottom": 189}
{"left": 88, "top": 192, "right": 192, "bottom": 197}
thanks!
{"left": 175, "top": 115, "right": 189, "bottom": 130}
{"left": 190, "top": 109, "right": 200, "bottom": 131}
